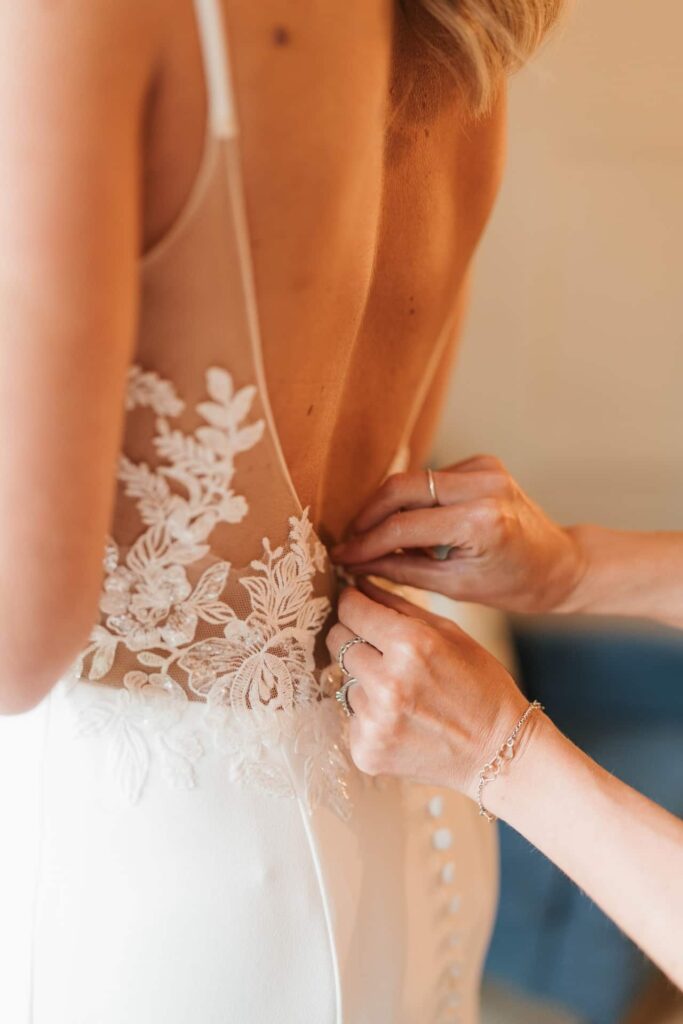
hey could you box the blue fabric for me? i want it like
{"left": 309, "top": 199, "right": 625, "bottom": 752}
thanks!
{"left": 485, "top": 624, "right": 683, "bottom": 1024}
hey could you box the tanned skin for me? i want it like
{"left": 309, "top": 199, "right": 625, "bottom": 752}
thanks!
{"left": 0, "top": 0, "right": 505, "bottom": 707}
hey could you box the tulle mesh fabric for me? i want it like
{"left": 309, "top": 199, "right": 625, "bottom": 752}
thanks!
{"left": 70, "top": 136, "right": 337, "bottom": 715}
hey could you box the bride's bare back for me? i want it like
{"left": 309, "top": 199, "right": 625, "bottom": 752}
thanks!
{"left": 149, "top": 0, "right": 506, "bottom": 538}
{"left": 0, "top": 0, "right": 505, "bottom": 705}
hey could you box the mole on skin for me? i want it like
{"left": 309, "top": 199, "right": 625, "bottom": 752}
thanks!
{"left": 272, "top": 25, "right": 291, "bottom": 46}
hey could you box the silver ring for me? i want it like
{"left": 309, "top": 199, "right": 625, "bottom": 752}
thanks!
{"left": 428, "top": 543, "right": 456, "bottom": 561}
{"left": 426, "top": 467, "right": 439, "bottom": 506}
{"left": 335, "top": 677, "right": 358, "bottom": 717}
{"left": 338, "top": 636, "right": 370, "bottom": 676}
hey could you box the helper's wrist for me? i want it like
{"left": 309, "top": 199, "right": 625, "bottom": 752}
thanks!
{"left": 549, "top": 523, "right": 600, "bottom": 614}
{"left": 480, "top": 708, "right": 559, "bottom": 825}
{"left": 551, "top": 526, "right": 683, "bottom": 626}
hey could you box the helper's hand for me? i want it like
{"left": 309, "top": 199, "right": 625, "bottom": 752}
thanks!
{"left": 326, "top": 592, "right": 683, "bottom": 994}
{"left": 326, "top": 580, "right": 529, "bottom": 796}
{"left": 332, "top": 455, "right": 586, "bottom": 613}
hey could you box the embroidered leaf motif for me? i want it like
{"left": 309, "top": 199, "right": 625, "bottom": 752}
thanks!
{"left": 125, "top": 366, "right": 184, "bottom": 417}
{"left": 191, "top": 562, "right": 231, "bottom": 602}
{"left": 118, "top": 458, "right": 172, "bottom": 526}
{"left": 126, "top": 522, "right": 169, "bottom": 574}
{"left": 159, "top": 732, "right": 203, "bottom": 790}
{"left": 239, "top": 574, "right": 275, "bottom": 623}
{"left": 164, "top": 542, "right": 211, "bottom": 566}
{"left": 206, "top": 366, "right": 234, "bottom": 405}
{"left": 225, "top": 384, "right": 257, "bottom": 427}
{"left": 233, "top": 422, "right": 266, "bottom": 454}
{"left": 110, "top": 718, "right": 151, "bottom": 805}
{"left": 297, "top": 596, "right": 331, "bottom": 633}
{"left": 137, "top": 651, "right": 167, "bottom": 668}
{"left": 88, "top": 638, "right": 118, "bottom": 681}
{"left": 195, "top": 602, "right": 236, "bottom": 625}
{"left": 75, "top": 702, "right": 116, "bottom": 739}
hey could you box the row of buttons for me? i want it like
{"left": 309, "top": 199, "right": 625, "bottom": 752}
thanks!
{"left": 428, "top": 794, "right": 463, "bottom": 1023}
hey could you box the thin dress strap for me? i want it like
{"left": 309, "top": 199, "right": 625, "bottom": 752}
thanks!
{"left": 192, "top": 0, "right": 237, "bottom": 138}
{"left": 385, "top": 314, "right": 457, "bottom": 476}
{"left": 192, "top": 0, "right": 306, "bottom": 513}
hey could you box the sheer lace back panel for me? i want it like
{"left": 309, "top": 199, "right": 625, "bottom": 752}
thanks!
{"left": 70, "top": 0, "right": 337, "bottom": 724}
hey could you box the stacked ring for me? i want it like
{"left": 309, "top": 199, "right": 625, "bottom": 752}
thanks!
{"left": 337, "top": 636, "right": 367, "bottom": 676}
{"left": 335, "top": 677, "right": 358, "bottom": 718}
{"left": 334, "top": 634, "right": 373, "bottom": 717}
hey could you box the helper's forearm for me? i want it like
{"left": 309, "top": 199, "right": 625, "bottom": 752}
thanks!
{"left": 486, "top": 714, "right": 683, "bottom": 987}
{"left": 562, "top": 525, "right": 683, "bottom": 628}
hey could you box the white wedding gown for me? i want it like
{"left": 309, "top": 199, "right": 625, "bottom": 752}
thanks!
{"left": 0, "top": 2, "right": 497, "bottom": 1020}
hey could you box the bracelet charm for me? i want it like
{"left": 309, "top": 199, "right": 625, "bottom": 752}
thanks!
{"left": 477, "top": 700, "right": 544, "bottom": 822}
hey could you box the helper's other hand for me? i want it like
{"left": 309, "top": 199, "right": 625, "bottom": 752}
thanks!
{"left": 331, "top": 454, "right": 586, "bottom": 614}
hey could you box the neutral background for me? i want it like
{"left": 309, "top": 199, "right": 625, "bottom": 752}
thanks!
{"left": 434, "top": 0, "right": 683, "bottom": 534}
{"left": 431, "top": 1, "right": 683, "bottom": 1021}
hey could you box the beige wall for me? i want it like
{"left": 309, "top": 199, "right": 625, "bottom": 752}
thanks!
{"left": 433, "top": 0, "right": 683, "bottom": 531}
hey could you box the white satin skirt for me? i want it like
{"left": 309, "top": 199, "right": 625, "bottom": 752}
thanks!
{"left": 0, "top": 679, "right": 496, "bottom": 1024}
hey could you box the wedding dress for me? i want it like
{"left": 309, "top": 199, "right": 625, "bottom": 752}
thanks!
{"left": 0, "top": 2, "right": 497, "bottom": 1020}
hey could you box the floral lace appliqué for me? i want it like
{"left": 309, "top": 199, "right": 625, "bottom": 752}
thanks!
{"left": 74, "top": 671, "right": 204, "bottom": 804}
{"left": 67, "top": 365, "right": 351, "bottom": 818}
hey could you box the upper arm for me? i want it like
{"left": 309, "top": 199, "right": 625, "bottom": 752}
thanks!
{"left": 0, "top": 1, "right": 159, "bottom": 708}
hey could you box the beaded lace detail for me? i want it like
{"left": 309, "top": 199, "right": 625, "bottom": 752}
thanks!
{"left": 66, "top": 366, "right": 351, "bottom": 817}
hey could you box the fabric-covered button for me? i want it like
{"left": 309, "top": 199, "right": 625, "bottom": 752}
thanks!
{"left": 440, "top": 861, "right": 456, "bottom": 884}
{"left": 448, "top": 895, "right": 462, "bottom": 914}
{"left": 432, "top": 827, "right": 453, "bottom": 851}
{"left": 428, "top": 795, "right": 444, "bottom": 817}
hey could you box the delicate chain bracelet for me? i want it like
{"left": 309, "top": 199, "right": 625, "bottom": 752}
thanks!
{"left": 477, "top": 700, "right": 544, "bottom": 823}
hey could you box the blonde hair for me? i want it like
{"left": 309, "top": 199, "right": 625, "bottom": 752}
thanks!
{"left": 402, "top": 0, "right": 566, "bottom": 113}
